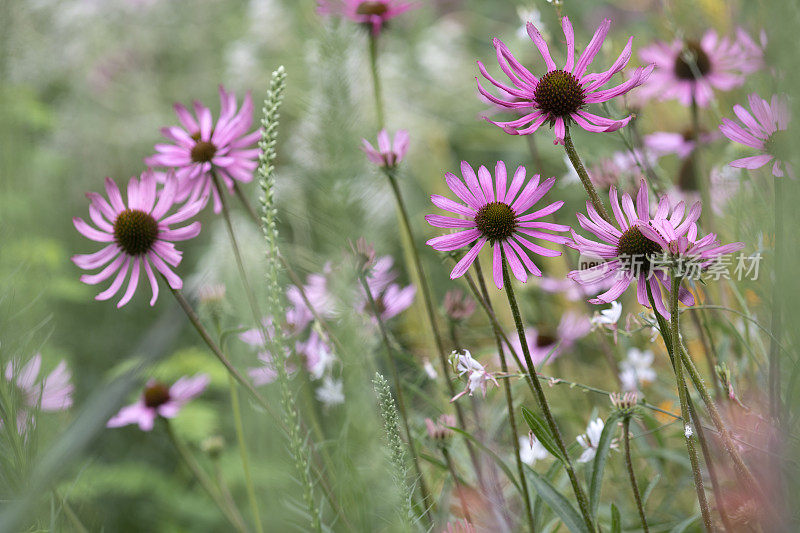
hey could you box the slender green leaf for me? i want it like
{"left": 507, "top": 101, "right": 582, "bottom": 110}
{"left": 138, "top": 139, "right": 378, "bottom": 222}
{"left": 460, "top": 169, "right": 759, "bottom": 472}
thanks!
{"left": 669, "top": 513, "right": 699, "bottom": 533}
{"left": 524, "top": 465, "right": 589, "bottom": 533}
{"left": 610, "top": 503, "right": 621, "bottom": 533}
{"left": 642, "top": 473, "right": 660, "bottom": 506}
{"left": 521, "top": 406, "right": 565, "bottom": 462}
{"left": 589, "top": 411, "right": 622, "bottom": 519}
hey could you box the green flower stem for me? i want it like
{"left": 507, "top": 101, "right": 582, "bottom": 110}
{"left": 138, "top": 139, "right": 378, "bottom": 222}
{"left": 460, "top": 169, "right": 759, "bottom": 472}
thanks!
{"left": 769, "top": 176, "right": 784, "bottom": 421}
{"left": 358, "top": 273, "right": 433, "bottom": 526}
{"left": 500, "top": 253, "right": 595, "bottom": 533}
{"left": 668, "top": 274, "right": 713, "bottom": 532}
{"left": 54, "top": 490, "right": 89, "bottom": 533}
{"left": 228, "top": 375, "right": 264, "bottom": 533}
{"left": 622, "top": 416, "right": 649, "bottom": 533}
{"left": 563, "top": 124, "right": 611, "bottom": 224}
{"left": 383, "top": 167, "right": 485, "bottom": 489}
{"left": 473, "top": 261, "right": 536, "bottom": 533}
{"left": 163, "top": 420, "right": 249, "bottom": 532}
{"left": 368, "top": 32, "right": 385, "bottom": 130}
{"left": 441, "top": 445, "right": 473, "bottom": 524}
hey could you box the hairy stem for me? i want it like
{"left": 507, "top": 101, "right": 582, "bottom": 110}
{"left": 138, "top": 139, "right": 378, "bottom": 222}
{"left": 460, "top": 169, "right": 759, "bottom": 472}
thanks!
{"left": 622, "top": 417, "right": 649, "bottom": 532}
{"left": 228, "top": 375, "right": 264, "bottom": 533}
{"left": 501, "top": 254, "right": 595, "bottom": 533}
{"left": 563, "top": 124, "right": 611, "bottom": 224}
{"left": 368, "top": 32, "right": 385, "bottom": 129}
{"left": 669, "top": 274, "right": 713, "bottom": 532}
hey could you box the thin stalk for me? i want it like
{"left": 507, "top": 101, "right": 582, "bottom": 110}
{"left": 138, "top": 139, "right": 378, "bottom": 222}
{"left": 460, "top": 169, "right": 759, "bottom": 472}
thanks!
{"left": 368, "top": 32, "right": 385, "bottom": 129}
{"left": 228, "top": 375, "right": 264, "bottom": 533}
{"left": 473, "top": 261, "right": 535, "bottom": 532}
{"left": 358, "top": 273, "right": 433, "bottom": 525}
{"left": 622, "top": 417, "right": 649, "bottom": 533}
{"left": 442, "top": 446, "right": 473, "bottom": 524}
{"left": 668, "top": 274, "right": 713, "bottom": 532}
{"left": 563, "top": 124, "right": 611, "bottom": 224}
{"left": 384, "top": 167, "right": 485, "bottom": 488}
{"left": 769, "top": 176, "right": 784, "bottom": 421}
{"left": 54, "top": 490, "right": 89, "bottom": 533}
{"left": 164, "top": 420, "right": 249, "bottom": 532}
{"left": 212, "top": 174, "right": 263, "bottom": 329}
{"left": 500, "top": 254, "right": 595, "bottom": 533}
{"left": 690, "top": 94, "right": 713, "bottom": 230}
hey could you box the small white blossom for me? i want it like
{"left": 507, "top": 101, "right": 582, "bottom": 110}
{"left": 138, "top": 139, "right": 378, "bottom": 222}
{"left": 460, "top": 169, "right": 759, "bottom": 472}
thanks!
{"left": 577, "top": 418, "right": 617, "bottom": 463}
{"left": 520, "top": 434, "right": 549, "bottom": 465}
{"left": 450, "top": 350, "right": 499, "bottom": 402}
{"left": 685, "top": 425, "right": 694, "bottom": 438}
{"left": 315, "top": 377, "right": 344, "bottom": 406}
{"left": 591, "top": 301, "right": 622, "bottom": 328}
{"left": 423, "top": 358, "right": 438, "bottom": 379}
{"left": 619, "top": 348, "right": 656, "bottom": 391}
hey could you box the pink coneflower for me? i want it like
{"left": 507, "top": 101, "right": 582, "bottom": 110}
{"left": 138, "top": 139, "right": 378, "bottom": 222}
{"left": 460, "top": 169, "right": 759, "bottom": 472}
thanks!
{"left": 317, "top": 0, "right": 418, "bottom": 36}
{"left": 4, "top": 354, "right": 73, "bottom": 431}
{"left": 568, "top": 179, "right": 743, "bottom": 317}
{"left": 636, "top": 30, "right": 762, "bottom": 107}
{"left": 645, "top": 130, "right": 719, "bottom": 160}
{"left": 719, "top": 93, "right": 793, "bottom": 178}
{"left": 359, "top": 255, "right": 416, "bottom": 321}
{"left": 107, "top": 374, "right": 209, "bottom": 431}
{"left": 477, "top": 17, "right": 653, "bottom": 144}
{"left": 426, "top": 161, "right": 570, "bottom": 289}
{"left": 72, "top": 172, "right": 203, "bottom": 308}
{"left": 508, "top": 311, "right": 591, "bottom": 369}
{"left": 361, "top": 129, "right": 410, "bottom": 168}
{"left": 286, "top": 266, "right": 336, "bottom": 332}
{"left": 145, "top": 86, "right": 260, "bottom": 213}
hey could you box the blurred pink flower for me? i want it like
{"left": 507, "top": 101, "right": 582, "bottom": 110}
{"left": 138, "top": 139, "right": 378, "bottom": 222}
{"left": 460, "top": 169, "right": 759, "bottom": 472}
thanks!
{"left": 636, "top": 30, "right": 762, "bottom": 107}
{"left": 72, "top": 172, "right": 203, "bottom": 307}
{"left": 478, "top": 17, "right": 653, "bottom": 144}
{"left": 146, "top": 86, "right": 260, "bottom": 213}
{"left": 359, "top": 255, "right": 416, "bottom": 321}
{"left": 107, "top": 374, "right": 209, "bottom": 431}
{"left": 426, "top": 161, "right": 570, "bottom": 289}
{"left": 317, "top": 0, "right": 418, "bottom": 36}
{"left": 425, "top": 413, "right": 456, "bottom": 441}
{"left": 443, "top": 289, "right": 476, "bottom": 321}
{"left": 361, "top": 129, "right": 410, "bottom": 168}
{"left": 719, "top": 93, "right": 793, "bottom": 178}
{"left": 4, "top": 353, "right": 73, "bottom": 432}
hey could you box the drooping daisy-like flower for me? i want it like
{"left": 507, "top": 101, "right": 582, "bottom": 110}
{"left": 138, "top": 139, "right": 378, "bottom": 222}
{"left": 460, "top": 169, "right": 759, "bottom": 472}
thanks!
{"left": 519, "top": 433, "right": 549, "bottom": 465}
{"left": 145, "top": 86, "right": 260, "bottom": 213}
{"left": 619, "top": 347, "right": 656, "bottom": 391}
{"left": 719, "top": 93, "right": 793, "bottom": 178}
{"left": 72, "top": 172, "right": 203, "bottom": 307}
{"left": 316, "top": 0, "right": 418, "bottom": 36}
{"left": 107, "top": 374, "right": 209, "bottom": 431}
{"left": 477, "top": 17, "right": 654, "bottom": 144}
{"left": 426, "top": 161, "right": 570, "bottom": 289}
{"left": 361, "top": 129, "right": 409, "bottom": 168}
{"left": 568, "top": 179, "right": 742, "bottom": 318}
{"left": 636, "top": 30, "right": 762, "bottom": 108}
{"left": 577, "top": 417, "right": 617, "bottom": 463}
{"left": 3, "top": 354, "right": 73, "bottom": 431}
{"left": 449, "top": 350, "right": 499, "bottom": 402}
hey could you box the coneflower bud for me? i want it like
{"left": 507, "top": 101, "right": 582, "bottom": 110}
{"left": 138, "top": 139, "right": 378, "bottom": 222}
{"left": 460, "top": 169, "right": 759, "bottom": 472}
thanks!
{"left": 443, "top": 289, "right": 477, "bottom": 322}
{"left": 349, "top": 237, "right": 376, "bottom": 274}
{"left": 610, "top": 391, "right": 640, "bottom": 416}
{"left": 201, "top": 435, "right": 225, "bottom": 459}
